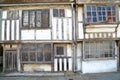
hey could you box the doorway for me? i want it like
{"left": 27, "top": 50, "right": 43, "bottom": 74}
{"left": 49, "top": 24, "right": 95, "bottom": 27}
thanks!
{"left": 4, "top": 50, "right": 17, "bottom": 72}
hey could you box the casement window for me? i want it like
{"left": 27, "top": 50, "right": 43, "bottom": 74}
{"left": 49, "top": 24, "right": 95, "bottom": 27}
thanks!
{"left": 21, "top": 44, "right": 52, "bottom": 63}
{"left": 53, "top": 9, "right": 65, "bottom": 17}
{"left": 22, "top": 9, "right": 49, "bottom": 28}
{"left": 7, "top": 10, "right": 19, "bottom": 20}
{"left": 84, "top": 41, "right": 115, "bottom": 59}
{"left": 85, "top": 5, "right": 117, "bottom": 23}
{"left": 54, "top": 45, "right": 66, "bottom": 57}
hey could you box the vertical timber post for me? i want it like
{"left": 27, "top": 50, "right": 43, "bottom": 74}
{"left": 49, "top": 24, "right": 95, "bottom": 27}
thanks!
{"left": 17, "top": 44, "right": 21, "bottom": 72}
{"left": 2, "top": 44, "right": 5, "bottom": 72}
{"left": 71, "top": 3, "right": 77, "bottom": 72}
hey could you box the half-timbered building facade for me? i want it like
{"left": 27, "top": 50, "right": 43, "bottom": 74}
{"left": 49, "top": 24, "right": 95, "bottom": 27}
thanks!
{"left": 76, "top": 0, "right": 120, "bottom": 73}
{"left": 0, "top": 0, "right": 120, "bottom": 74}
{"left": 0, "top": 0, "right": 75, "bottom": 72}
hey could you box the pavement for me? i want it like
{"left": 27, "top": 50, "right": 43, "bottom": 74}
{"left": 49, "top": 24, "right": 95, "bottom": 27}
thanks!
{"left": 0, "top": 71, "right": 120, "bottom": 80}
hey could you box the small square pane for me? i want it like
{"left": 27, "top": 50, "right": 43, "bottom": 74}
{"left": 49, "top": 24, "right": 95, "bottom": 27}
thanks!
{"left": 56, "top": 46, "right": 64, "bottom": 55}
{"left": 87, "top": 12, "right": 91, "bottom": 16}
{"left": 102, "top": 12, "right": 106, "bottom": 15}
{"left": 107, "top": 6, "right": 111, "bottom": 10}
{"left": 92, "top": 12, "right": 96, "bottom": 16}
{"left": 87, "top": 18, "right": 92, "bottom": 22}
{"left": 87, "top": 6, "right": 91, "bottom": 10}
{"left": 99, "top": 17, "right": 102, "bottom": 21}
{"left": 113, "top": 17, "right": 116, "bottom": 22}
{"left": 98, "top": 12, "right": 102, "bottom": 16}
{"left": 97, "top": 7, "right": 101, "bottom": 10}
{"left": 93, "top": 17, "right": 97, "bottom": 22}
{"left": 92, "top": 6, "right": 96, "bottom": 10}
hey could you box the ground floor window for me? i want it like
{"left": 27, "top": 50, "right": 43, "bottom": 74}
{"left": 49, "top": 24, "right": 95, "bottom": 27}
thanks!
{"left": 54, "top": 44, "right": 67, "bottom": 57}
{"left": 21, "top": 44, "right": 52, "bottom": 63}
{"left": 84, "top": 40, "right": 115, "bottom": 59}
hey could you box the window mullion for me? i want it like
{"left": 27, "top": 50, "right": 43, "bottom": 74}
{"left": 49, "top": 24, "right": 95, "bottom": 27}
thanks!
{"left": 43, "top": 44, "right": 45, "bottom": 62}
{"left": 28, "top": 11, "right": 30, "bottom": 28}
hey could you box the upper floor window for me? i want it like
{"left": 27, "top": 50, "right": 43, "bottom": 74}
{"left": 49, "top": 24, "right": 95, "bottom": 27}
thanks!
{"left": 7, "top": 10, "right": 19, "bottom": 20}
{"left": 53, "top": 9, "right": 65, "bottom": 17}
{"left": 22, "top": 9, "right": 49, "bottom": 28}
{"left": 85, "top": 5, "right": 117, "bottom": 23}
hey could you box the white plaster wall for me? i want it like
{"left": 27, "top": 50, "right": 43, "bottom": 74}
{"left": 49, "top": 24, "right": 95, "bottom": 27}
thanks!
{"left": 78, "top": 23, "right": 84, "bottom": 39}
{"left": 78, "top": 7, "right": 83, "bottom": 22}
{"left": 119, "top": 7, "right": 120, "bottom": 22}
{"left": 77, "top": 43, "right": 82, "bottom": 71}
{"left": 2, "top": 11, "right": 7, "bottom": 19}
{"left": 21, "top": 30, "right": 35, "bottom": 40}
{"left": 67, "top": 44, "right": 72, "bottom": 57}
{"left": 23, "top": 64, "right": 52, "bottom": 72}
{"left": 77, "top": 7, "right": 84, "bottom": 39}
{"left": 36, "top": 29, "right": 51, "bottom": 40}
{"left": 117, "top": 25, "right": 120, "bottom": 38}
{"left": 86, "top": 28, "right": 115, "bottom": 33}
{"left": 82, "top": 60, "right": 117, "bottom": 73}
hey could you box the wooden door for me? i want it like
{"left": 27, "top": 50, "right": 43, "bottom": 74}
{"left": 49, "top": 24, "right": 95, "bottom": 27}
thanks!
{"left": 4, "top": 50, "right": 17, "bottom": 72}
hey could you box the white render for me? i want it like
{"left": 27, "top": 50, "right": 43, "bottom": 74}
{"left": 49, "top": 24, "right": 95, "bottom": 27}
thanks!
{"left": 82, "top": 60, "right": 117, "bottom": 73}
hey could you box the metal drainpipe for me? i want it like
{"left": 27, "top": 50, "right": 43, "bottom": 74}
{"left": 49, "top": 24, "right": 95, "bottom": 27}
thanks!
{"left": 71, "top": 3, "right": 77, "bottom": 72}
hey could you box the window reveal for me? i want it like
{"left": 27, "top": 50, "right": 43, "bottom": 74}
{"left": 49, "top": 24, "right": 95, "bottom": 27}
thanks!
{"left": 84, "top": 41, "right": 115, "bottom": 59}
{"left": 21, "top": 44, "right": 52, "bottom": 63}
{"left": 22, "top": 9, "right": 49, "bottom": 28}
{"left": 86, "top": 5, "right": 117, "bottom": 23}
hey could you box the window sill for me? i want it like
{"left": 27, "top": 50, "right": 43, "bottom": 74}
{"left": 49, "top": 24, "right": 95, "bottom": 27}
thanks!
{"left": 83, "top": 57, "right": 115, "bottom": 61}
{"left": 84, "top": 22, "right": 118, "bottom": 25}
{"left": 21, "top": 27, "right": 51, "bottom": 30}
{"left": 20, "top": 61, "right": 52, "bottom": 64}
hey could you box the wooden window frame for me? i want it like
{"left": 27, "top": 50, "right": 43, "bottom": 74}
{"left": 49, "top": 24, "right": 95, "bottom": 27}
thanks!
{"left": 21, "top": 43, "right": 53, "bottom": 63}
{"left": 22, "top": 9, "right": 50, "bottom": 29}
{"left": 83, "top": 40, "right": 115, "bottom": 60}
{"left": 7, "top": 10, "right": 19, "bottom": 20}
{"left": 54, "top": 44, "right": 67, "bottom": 57}
{"left": 85, "top": 5, "right": 117, "bottom": 24}
{"left": 53, "top": 9, "right": 65, "bottom": 18}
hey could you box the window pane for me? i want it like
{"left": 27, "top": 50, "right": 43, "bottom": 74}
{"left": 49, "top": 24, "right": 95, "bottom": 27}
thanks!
{"left": 36, "top": 11, "right": 41, "bottom": 27}
{"left": 93, "top": 17, "right": 97, "bottom": 22}
{"left": 37, "top": 52, "right": 43, "bottom": 61}
{"left": 60, "top": 9, "right": 65, "bottom": 17}
{"left": 56, "top": 46, "right": 64, "bottom": 55}
{"left": 30, "top": 52, "right": 36, "bottom": 61}
{"left": 87, "top": 17, "right": 92, "bottom": 22}
{"left": 87, "top": 12, "right": 91, "bottom": 16}
{"left": 21, "top": 52, "right": 28, "bottom": 61}
{"left": 29, "top": 11, "right": 35, "bottom": 27}
{"left": 53, "top": 9, "right": 58, "bottom": 17}
{"left": 44, "top": 44, "right": 51, "bottom": 61}
{"left": 92, "top": 6, "right": 96, "bottom": 11}
{"left": 92, "top": 12, "right": 96, "bottom": 16}
{"left": 37, "top": 45, "right": 43, "bottom": 61}
{"left": 23, "top": 11, "right": 29, "bottom": 27}
{"left": 107, "top": 6, "right": 111, "bottom": 10}
{"left": 87, "top": 6, "right": 91, "bottom": 11}
{"left": 41, "top": 9, "right": 49, "bottom": 28}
